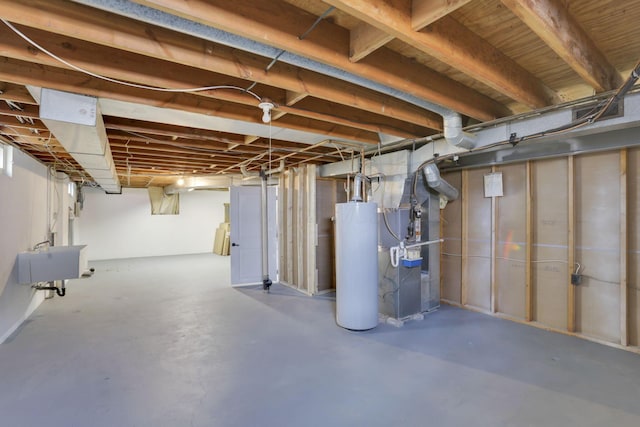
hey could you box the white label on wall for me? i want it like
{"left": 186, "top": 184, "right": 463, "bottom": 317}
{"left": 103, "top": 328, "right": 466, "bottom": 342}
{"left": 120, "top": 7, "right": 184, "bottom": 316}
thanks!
{"left": 484, "top": 172, "right": 503, "bottom": 198}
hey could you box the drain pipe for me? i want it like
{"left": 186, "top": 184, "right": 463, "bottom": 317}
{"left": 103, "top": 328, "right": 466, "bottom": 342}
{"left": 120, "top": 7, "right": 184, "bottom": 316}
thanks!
{"left": 72, "top": 0, "right": 476, "bottom": 149}
{"left": 32, "top": 279, "right": 66, "bottom": 297}
{"left": 259, "top": 167, "right": 272, "bottom": 291}
{"left": 240, "top": 160, "right": 285, "bottom": 291}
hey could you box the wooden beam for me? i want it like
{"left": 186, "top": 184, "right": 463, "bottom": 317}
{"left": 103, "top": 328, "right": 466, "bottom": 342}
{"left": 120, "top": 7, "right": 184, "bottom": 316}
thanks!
{"left": 285, "top": 91, "right": 308, "bottom": 106}
{"left": 127, "top": 0, "right": 509, "bottom": 120}
{"left": 0, "top": 102, "right": 39, "bottom": 120}
{"left": 567, "top": 156, "right": 576, "bottom": 333}
{"left": 305, "top": 164, "right": 317, "bottom": 294}
{"left": 0, "top": 83, "right": 36, "bottom": 104}
{"left": 103, "top": 119, "right": 244, "bottom": 145}
{"left": 501, "top": 0, "right": 623, "bottom": 92}
{"left": 0, "top": 25, "right": 427, "bottom": 139}
{"left": 296, "top": 169, "right": 304, "bottom": 288}
{"left": 324, "top": 0, "right": 558, "bottom": 108}
{"left": 461, "top": 169, "right": 469, "bottom": 306}
{"left": 286, "top": 170, "right": 294, "bottom": 284}
{"left": 349, "top": 22, "right": 394, "bottom": 63}
{"left": 620, "top": 148, "right": 628, "bottom": 346}
{"left": 412, "top": 0, "right": 473, "bottom": 30}
{"left": 525, "top": 161, "right": 533, "bottom": 321}
{"left": 0, "top": 58, "right": 381, "bottom": 144}
{"left": 0, "top": 2, "right": 451, "bottom": 129}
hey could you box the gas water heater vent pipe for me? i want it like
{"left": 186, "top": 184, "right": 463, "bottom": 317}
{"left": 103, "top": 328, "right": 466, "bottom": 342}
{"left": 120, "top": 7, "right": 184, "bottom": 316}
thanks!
{"left": 351, "top": 173, "right": 364, "bottom": 202}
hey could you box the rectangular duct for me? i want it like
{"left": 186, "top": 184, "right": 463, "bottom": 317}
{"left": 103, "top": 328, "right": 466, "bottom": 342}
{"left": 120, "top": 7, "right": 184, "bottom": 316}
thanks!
{"left": 27, "top": 86, "right": 121, "bottom": 193}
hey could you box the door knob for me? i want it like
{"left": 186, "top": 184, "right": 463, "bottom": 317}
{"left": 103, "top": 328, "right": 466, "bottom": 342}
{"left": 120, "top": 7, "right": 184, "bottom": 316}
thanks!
{"left": 232, "top": 243, "right": 239, "bottom": 247}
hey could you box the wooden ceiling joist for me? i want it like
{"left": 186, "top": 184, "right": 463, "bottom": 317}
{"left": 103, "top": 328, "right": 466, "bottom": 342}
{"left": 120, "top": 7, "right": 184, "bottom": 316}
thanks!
{"left": 411, "top": 0, "right": 474, "bottom": 30}
{"left": 0, "top": 57, "right": 381, "bottom": 144}
{"left": 500, "top": 0, "right": 623, "bottom": 92}
{"left": 349, "top": 0, "right": 474, "bottom": 63}
{"left": 0, "top": 0, "right": 445, "bottom": 129}
{"left": 0, "top": 0, "right": 635, "bottom": 188}
{"left": 0, "top": 82, "right": 36, "bottom": 104}
{"left": 349, "top": 22, "right": 393, "bottom": 63}
{"left": 0, "top": 24, "right": 426, "bottom": 139}
{"left": 127, "top": 0, "right": 509, "bottom": 120}
{"left": 324, "top": 0, "right": 558, "bottom": 108}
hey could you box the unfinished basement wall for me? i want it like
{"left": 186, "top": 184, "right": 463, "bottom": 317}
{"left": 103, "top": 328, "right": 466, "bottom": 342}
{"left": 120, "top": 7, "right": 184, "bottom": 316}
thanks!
{"left": 278, "top": 165, "right": 345, "bottom": 295}
{"left": 77, "top": 187, "right": 229, "bottom": 260}
{"left": 0, "top": 150, "right": 51, "bottom": 343}
{"left": 442, "top": 147, "right": 640, "bottom": 353}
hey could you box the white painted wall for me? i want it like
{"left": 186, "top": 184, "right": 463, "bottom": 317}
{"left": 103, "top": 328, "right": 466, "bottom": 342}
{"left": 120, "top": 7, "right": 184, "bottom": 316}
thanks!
{"left": 77, "top": 187, "right": 229, "bottom": 260}
{"left": 0, "top": 149, "right": 65, "bottom": 343}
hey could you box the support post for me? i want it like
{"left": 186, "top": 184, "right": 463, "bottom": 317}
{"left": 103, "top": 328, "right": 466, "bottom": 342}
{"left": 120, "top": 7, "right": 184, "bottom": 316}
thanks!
{"left": 525, "top": 161, "right": 533, "bottom": 321}
{"left": 461, "top": 169, "right": 469, "bottom": 306}
{"left": 567, "top": 156, "right": 576, "bottom": 332}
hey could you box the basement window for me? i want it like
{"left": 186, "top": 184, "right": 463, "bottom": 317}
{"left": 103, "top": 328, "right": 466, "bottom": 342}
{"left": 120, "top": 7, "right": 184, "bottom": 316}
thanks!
{"left": 0, "top": 143, "right": 13, "bottom": 178}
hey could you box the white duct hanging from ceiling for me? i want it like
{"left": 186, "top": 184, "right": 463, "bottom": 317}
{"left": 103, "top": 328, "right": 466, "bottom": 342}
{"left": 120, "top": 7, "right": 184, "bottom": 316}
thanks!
{"left": 28, "top": 86, "right": 121, "bottom": 193}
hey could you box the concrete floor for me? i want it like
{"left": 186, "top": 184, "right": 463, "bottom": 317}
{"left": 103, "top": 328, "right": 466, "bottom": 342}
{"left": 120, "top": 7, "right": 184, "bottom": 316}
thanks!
{"left": 0, "top": 254, "right": 639, "bottom": 427}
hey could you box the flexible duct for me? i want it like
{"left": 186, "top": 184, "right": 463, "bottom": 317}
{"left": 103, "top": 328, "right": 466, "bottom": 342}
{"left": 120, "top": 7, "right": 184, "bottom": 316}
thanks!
{"left": 423, "top": 164, "right": 459, "bottom": 201}
{"left": 72, "top": 0, "right": 476, "bottom": 149}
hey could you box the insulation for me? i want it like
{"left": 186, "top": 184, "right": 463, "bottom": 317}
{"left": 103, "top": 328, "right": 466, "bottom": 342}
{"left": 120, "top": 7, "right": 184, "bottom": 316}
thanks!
{"left": 148, "top": 187, "right": 179, "bottom": 215}
{"left": 629, "top": 148, "right": 640, "bottom": 346}
{"left": 575, "top": 152, "right": 621, "bottom": 343}
{"left": 440, "top": 147, "right": 639, "bottom": 352}
{"left": 495, "top": 164, "right": 526, "bottom": 319}
{"left": 532, "top": 158, "right": 569, "bottom": 330}
{"left": 441, "top": 171, "right": 463, "bottom": 303}
{"left": 466, "top": 167, "right": 492, "bottom": 311}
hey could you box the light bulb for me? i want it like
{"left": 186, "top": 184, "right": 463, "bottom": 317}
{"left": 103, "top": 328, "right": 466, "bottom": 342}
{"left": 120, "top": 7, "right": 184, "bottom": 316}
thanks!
{"left": 258, "top": 101, "right": 274, "bottom": 124}
{"left": 177, "top": 178, "right": 185, "bottom": 186}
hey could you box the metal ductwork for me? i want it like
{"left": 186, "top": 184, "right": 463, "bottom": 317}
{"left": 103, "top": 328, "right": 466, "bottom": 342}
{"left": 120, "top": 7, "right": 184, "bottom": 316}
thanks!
{"left": 27, "top": 86, "right": 121, "bottom": 193}
{"left": 422, "top": 164, "right": 459, "bottom": 201}
{"left": 442, "top": 112, "right": 477, "bottom": 149}
{"left": 71, "top": 0, "right": 475, "bottom": 149}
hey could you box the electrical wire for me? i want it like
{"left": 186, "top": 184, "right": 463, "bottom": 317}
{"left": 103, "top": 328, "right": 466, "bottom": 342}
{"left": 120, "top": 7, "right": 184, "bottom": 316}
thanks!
{"left": 1, "top": 18, "right": 263, "bottom": 102}
{"left": 441, "top": 252, "right": 570, "bottom": 265}
{"left": 408, "top": 60, "right": 640, "bottom": 201}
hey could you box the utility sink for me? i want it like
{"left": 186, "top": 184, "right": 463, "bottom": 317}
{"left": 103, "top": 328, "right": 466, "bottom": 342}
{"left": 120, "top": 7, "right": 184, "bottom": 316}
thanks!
{"left": 17, "top": 245, "right": 89, "bottom": 284}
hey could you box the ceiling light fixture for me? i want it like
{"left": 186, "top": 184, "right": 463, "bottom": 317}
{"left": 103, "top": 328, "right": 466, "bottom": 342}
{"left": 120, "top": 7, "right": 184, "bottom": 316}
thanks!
{"left": 177, "top": 177, "right": 185, "bottom": 186}
{"left": 258, "top": 101, "right": 274, "bottom": 123}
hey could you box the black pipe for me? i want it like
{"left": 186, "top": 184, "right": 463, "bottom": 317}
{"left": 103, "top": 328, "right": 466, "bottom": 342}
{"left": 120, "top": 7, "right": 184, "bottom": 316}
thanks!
{"left": 33, "top": 281, "right": 66, "bottom": 297}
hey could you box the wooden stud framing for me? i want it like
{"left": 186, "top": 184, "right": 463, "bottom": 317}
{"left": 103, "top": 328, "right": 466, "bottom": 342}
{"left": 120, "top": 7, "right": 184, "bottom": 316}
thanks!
{"left": 461, "top": 169, "right": 469, "bottom": 306}
{"left": 525, "top": 161, "right": 533, "bottom": 321}
{"left": 305, "top": 165, "right": 318, "bottom": 295}
{"left": 286, "top": 171, "right": 295, "bottom": 284}
{"left": 278, "top": 172, "right": 286, "bottom": 285}
{"left": 567, "top": 156, "right": 576, "bottom": 333}
{"left": 620, "top": 149, "right": 629, "bottom": 346}
{"left": 296, "top": 169, "right": 305, "bottom": 290}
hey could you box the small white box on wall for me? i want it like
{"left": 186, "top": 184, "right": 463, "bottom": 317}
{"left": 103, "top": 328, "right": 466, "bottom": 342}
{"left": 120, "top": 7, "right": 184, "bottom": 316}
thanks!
{"left": 484, "top": 172, "right": 503, "bottom": 197}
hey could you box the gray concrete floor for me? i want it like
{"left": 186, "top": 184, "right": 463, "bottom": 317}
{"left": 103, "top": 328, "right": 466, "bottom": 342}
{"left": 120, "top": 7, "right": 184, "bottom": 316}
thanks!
{"left": 0, "top": 253, "right": 639, "bottom": 427}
